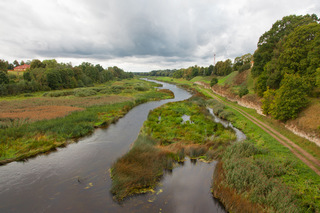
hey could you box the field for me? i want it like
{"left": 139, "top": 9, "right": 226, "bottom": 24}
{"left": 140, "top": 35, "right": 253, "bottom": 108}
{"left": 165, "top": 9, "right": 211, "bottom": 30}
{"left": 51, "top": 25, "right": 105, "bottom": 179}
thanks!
{"left": 0, "top": 79, "right": 174, "bottom": 163}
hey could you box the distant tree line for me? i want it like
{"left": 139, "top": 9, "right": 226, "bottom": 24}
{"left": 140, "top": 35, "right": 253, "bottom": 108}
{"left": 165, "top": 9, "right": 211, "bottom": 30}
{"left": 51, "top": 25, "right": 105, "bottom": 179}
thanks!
{"left": 252, "top": 14, "right": 320, "bottom": 121}
{"left": 0, "top": 59, "right": 133, "bottom": 96}
{"left": 135, "top": 56, "right": 251, "bottom": 80}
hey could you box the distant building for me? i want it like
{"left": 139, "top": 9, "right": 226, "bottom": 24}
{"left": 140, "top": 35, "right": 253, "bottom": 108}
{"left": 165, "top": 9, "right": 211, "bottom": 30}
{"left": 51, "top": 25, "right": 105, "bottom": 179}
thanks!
{"left": 14, "top": 64, "right": 30, "bottom": 72}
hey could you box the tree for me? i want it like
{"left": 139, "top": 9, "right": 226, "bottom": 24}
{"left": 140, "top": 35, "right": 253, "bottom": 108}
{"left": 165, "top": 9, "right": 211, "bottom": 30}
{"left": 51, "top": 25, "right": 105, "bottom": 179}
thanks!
{"left": 30, "top": 59, "right": 45, "bottom": 69}
{"left": 213, "top": 59, "right": 233, "bottom": 76}
{"left": 238, "top": 85, "right": 249, "bottom": 98}
{"left": 234, "top": 53, "right": 252, "bottom": 71}
{"left": 207, "top": 65, "right": 214, "bottom": 76}
{"left": 210, "top": 78, "right": 218, "bottom": 87}
{"left": 0, "top": 71, "right": 9, "bottom": 84}
{"left": 252, "top": 14, "right": 319, "bottom": 78}
{"left": 0, "top": 59, "right": 8, "bottom": 72}
{"left": 278, "top": 23, "right": 320, "bottom": 84}
{"left": 271, "top": 74, "right": 310, "bottom": 121}
{"left": 13, "top": 60, "right": 19, "bottom": 67}
{"left": 46, "top": 69, "right": 62, "bottom": 90}
{"left": 261, "top": 87, "right": 276, "bottom": 115}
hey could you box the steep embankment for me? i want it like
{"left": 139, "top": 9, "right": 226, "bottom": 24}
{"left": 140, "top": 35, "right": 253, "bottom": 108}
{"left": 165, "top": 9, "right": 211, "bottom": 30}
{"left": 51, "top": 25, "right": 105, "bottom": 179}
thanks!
{"left": 196, "top": 81, "right": 320, "bottom": 176}
{"left": 198, "top": 70, "right": 320, "bottom": 146}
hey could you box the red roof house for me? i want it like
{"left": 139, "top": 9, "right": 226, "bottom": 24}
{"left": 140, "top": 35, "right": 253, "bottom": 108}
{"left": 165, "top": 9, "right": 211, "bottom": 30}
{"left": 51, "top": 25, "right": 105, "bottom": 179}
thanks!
{"left": 14, "top": 64, "right": 30, "bottom": 71}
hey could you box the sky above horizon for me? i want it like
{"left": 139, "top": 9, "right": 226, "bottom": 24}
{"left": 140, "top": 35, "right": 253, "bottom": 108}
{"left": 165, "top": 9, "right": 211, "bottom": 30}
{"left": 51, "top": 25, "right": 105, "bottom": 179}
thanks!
{"left": 0, "top": 0, "right": 319, "bottom": 72}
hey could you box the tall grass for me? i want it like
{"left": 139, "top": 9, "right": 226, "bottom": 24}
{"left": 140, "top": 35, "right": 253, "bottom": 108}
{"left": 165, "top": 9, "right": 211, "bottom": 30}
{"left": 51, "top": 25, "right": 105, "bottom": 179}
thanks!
{"left": 0, "top": 83, "right": 174, "bottom": 163}
{"left": 213, "top": 140, "right": 315, "bottom": 212}
{"left": 110, "top": 96, "right": 237, "bottom": 200}
{"left": 110, "top": 135, "right": 173, "bottom": 201}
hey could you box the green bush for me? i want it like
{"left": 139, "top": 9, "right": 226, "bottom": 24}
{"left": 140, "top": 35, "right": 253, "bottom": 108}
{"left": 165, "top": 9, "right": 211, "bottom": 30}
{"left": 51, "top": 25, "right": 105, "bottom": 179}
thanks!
{"left": 238, "top": 85, "right": 249, "bottom": 98}
{"left": 74, "top": 88, "right": 97, "bottom": 97}
{"left": 43, "top": 90, "right": 74, "bottom": 97}
{"left": 210, "top": 78, "right": 218, "bottom": 87}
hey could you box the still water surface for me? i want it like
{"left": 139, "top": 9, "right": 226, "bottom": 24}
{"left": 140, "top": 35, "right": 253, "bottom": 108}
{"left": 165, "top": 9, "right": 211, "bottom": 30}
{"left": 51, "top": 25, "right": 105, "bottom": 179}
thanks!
{"left": 0, "top": 80, "right": 227, "bottom": 213}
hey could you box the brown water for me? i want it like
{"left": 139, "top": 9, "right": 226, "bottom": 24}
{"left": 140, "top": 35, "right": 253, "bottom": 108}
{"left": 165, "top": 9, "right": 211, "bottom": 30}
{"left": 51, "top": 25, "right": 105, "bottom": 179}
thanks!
{"left": 0, "top": 80, "right": 227, "bottom": 213}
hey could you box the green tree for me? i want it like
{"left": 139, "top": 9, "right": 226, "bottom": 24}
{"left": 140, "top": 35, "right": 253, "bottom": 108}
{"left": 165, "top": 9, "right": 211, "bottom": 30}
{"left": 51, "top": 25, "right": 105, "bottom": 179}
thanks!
{"left": 278, "top": 23, "right": 320, "bottom": 84}
{"left": 252, "top": 14, "right": 319, "bottom": 78}
{"left": 0, "top": 71, "right": 9, "bottom": 84}
{"left": 210, "top": 78, "right": 218, "bottom": 87}
{"left": 13, "top": 60, "right": 19, "bottom": 67}
{"left": 30, "top": 59, "right": 45, "bottom": 69}
{"left": 261, "top": 87, "right": 276, "bottom": 115}
{"left": 271, "top": 74, "right": 310, "bottom": 121}
{"left": 207, "top": 65, "right": 214, "bottom": 76}
{"left": 0, "top": 59, "right": 8, "bottom": 72}
{"left": 46, "top": 69, "right": 62, "bottom": 90}
{"left": 238, "top": 85, "right": 249, "bottom": 98}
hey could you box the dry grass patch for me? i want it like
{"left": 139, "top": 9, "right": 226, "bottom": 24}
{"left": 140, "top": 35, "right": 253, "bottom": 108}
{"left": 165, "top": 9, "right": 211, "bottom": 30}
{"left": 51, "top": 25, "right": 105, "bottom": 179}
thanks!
{"left": 287, "top": 99, "right": 320, "bottom": 135}
{"left": 0, "top": 105, "right": 84, "bottom": 121}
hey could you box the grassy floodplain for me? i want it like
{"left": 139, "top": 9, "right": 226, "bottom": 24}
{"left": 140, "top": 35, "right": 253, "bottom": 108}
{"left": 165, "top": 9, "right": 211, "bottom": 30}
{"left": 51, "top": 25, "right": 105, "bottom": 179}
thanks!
{"left": 152, "top": 76, "right": 320, "bottom": 213}
{"left": 110, "top": 94, "right": 236, "bottom": 201}
{"left": 0, "top": 78, "right": 174, "bottom": 164}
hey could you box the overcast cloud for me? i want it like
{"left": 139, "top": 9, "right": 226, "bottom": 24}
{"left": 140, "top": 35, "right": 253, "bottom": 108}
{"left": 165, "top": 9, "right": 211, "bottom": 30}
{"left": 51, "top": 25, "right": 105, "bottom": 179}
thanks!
{"left": 0, "top": 0, "right": 319, "bottom": 72}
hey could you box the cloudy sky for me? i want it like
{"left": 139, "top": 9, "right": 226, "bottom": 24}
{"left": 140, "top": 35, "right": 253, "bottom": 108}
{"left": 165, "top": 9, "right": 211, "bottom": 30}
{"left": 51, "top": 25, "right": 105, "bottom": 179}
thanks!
{"left": 0, "top": 0, "right": 319, "bottom": 72}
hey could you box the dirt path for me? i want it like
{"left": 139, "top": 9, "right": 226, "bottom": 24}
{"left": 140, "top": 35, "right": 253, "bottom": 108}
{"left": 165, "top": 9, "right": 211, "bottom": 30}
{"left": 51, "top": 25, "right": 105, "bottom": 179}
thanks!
{"left": 195, "top": 82, "right": 320, "bottom": 176}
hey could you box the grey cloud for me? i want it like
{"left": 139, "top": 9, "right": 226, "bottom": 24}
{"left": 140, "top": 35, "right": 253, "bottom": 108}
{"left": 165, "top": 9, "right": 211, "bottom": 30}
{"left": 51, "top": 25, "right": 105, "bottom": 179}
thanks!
{"left": 0, "top": 0, "right": 319, "bottom": 72}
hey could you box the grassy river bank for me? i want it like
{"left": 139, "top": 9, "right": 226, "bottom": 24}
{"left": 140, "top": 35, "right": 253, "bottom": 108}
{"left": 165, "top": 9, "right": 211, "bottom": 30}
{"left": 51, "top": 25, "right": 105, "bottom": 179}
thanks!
{"left": 149, "top": 77, "right": 320, "bottom": 213}
{"left": 0, "top": 79, "right": 174, "bottom": 165}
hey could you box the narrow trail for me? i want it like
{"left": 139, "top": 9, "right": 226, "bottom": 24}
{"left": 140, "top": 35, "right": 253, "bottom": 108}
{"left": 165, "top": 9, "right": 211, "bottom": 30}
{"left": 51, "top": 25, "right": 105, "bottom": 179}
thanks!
{"left": 195, "top": 82, "right": 320, "bottom": 176}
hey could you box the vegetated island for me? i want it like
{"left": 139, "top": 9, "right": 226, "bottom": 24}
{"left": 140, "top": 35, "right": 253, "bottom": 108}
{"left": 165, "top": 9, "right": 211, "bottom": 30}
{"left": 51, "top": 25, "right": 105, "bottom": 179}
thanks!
{"left": 110, "top": 93, "right": 236, "bottom": 201}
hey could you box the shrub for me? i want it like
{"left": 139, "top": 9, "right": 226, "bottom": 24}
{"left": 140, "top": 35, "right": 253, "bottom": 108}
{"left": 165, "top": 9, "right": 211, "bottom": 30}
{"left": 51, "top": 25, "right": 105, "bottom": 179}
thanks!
{"left": 74, "top": 88, "right": 97, "bottom": 97}
{"left": 43, "top": 90, "right": 74, "bottom": 97}
{"left": 210, "top": 78, "right": 218, "bottom": 87}
{"left": 239, "top": 85, "right": 249, "bottom": 98}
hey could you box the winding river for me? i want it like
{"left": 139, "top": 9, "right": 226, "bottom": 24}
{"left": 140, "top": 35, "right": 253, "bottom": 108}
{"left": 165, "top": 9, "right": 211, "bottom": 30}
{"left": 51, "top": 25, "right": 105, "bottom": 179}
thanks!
{"left": 0, "top": 80, "right": 238, "bottom": 213}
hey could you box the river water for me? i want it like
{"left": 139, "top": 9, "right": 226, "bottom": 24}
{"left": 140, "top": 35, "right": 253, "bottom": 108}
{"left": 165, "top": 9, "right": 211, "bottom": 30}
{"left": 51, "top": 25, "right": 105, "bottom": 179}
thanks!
{"left": 0, "top": 80, "right": 229, "bottom": 213}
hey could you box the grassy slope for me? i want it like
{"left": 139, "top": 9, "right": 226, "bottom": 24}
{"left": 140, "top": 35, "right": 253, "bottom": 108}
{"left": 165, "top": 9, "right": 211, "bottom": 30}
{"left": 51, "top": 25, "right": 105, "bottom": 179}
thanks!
{"left": 0, "top": 79, "right": 174, "bottom": 163}
{"left": 154, "top": 76, "right": 320, "bottom": 212}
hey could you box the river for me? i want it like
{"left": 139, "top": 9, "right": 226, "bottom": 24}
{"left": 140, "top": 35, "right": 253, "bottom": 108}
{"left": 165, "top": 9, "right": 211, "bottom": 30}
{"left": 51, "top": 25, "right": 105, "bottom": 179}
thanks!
{"left": 0, "top": 80, "right": 229, "bottom": 213}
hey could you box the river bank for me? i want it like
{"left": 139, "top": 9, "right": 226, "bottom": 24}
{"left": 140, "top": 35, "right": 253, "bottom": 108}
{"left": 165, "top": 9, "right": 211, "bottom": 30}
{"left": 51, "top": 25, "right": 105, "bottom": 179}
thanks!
{"left": 153, "top": 77, "right": 320, "bottom": 212}
{"left": 0, "top": 79, "right": 174, "bottom": 165}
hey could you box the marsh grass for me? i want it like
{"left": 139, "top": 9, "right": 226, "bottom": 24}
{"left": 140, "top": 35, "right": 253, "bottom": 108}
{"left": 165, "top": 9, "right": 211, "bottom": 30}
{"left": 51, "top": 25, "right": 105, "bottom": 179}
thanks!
{"left": 111, "top": 96, "right": 237, "bottom": 200}
{"left": 0, "top": 80, "right": 174, "bottom": 163}
{"left": 110, "top": 135, "right": 173, "bottom": 201}
{"left": 214, "top": 140, "right": 309, "bottom": 213}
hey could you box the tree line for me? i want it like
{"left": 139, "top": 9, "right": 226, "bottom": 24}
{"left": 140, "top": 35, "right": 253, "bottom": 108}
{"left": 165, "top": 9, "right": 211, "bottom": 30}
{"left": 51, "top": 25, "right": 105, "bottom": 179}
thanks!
{"left": 136, "top": 55, "right": 252, "bottom": 80}
{"left": 0, "top": 59, "right": 133, "bottom": 96}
